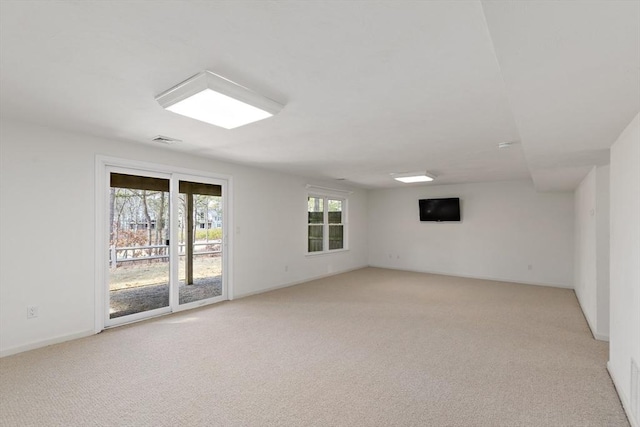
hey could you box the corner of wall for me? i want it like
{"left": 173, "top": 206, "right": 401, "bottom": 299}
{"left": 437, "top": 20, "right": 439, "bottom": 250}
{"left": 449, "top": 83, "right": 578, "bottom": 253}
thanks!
{"left": 608, "top": 362, "right": 639, "bottom": 427}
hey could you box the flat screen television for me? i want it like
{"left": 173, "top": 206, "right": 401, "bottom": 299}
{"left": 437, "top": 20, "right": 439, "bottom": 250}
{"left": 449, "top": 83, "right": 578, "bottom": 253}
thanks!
{"left": 419, "top": 198, "right": 461, "bottom": 222}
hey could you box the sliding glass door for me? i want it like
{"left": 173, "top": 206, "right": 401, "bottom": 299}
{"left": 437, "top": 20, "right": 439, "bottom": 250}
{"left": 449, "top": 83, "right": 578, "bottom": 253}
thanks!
{"left": 175, "top": 176, "right": 225, "bottom": 309}
{"left": 105, "top": 168, "right": 226, "bottom": 327}
{"left": 108, "top": 171, "right": 171, "bottom": 322}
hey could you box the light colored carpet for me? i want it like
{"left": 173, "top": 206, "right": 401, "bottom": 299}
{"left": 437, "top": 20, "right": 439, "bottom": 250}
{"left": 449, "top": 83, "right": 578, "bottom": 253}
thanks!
{"left": 0, "top": 267, "right": 629, "bottom": 426}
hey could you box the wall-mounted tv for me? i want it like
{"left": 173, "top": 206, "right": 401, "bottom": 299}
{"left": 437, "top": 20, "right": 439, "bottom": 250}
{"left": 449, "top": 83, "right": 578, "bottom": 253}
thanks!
{"left": 419, "top": 198, "right": 461, "bottom": 222}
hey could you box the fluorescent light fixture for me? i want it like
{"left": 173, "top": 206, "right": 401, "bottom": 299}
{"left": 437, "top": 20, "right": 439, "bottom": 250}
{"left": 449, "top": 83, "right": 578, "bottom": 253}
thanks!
{"left": 395, "top": 175, "right": 434, "bottom": 183}
{"left": 156, "top": 71, "right": 284, "bottom": 129}
{"left": 392, "top": 172, "right": 435, "bottom": 183}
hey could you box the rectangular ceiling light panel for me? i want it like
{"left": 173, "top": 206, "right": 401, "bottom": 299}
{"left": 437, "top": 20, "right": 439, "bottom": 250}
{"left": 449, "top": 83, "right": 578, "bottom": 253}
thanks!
{"left": 394, "top": 175, "right": 434, "bottom": 183}
{"left": 392, "top": 172, "right": 435, "bottom": 183}
{"left": 156, "top": 71, "right": 283, "bottom": 129}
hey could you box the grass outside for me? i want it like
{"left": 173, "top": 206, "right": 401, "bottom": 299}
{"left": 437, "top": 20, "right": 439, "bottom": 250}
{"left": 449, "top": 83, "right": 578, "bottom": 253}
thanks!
{"left": 109, "top": 255, "right": 222, "bottom": 291}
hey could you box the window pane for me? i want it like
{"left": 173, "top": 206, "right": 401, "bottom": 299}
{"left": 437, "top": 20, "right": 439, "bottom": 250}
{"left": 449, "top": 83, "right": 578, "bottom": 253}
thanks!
{"left": 178, "top": 184, "right": 223, "bottom": 306}
{"left": 329, "top": 225, "right": 343, "bottom": 250}
{"left": 109, "top": 179, "right": 170, "bottom": 319}
{"left": 308, "top": 197, "right": 324, "bottom": 224}
{"left": 328, "top": 199, "right": 342, "bottom": 224}
{"left": 328, "top": 211, "right": 342, "bottom": 224}
{"left": 308, "top": 225, "right": 324, "bottom": 252}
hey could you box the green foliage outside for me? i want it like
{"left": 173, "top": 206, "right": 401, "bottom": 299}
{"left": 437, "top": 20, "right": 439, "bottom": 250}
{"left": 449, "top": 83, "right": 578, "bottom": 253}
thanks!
{"left": 195, "top": 228, "right": 222, "bottom": 240}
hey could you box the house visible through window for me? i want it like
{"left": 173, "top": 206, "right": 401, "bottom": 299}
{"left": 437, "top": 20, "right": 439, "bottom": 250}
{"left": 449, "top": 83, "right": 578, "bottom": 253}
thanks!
{"left": 307, "top": 195, "right": 346, "bottom": 253}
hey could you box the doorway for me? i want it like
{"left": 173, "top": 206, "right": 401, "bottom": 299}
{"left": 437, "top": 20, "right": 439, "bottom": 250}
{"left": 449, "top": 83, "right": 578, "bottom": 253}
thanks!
{"left": 101, "top": 164, "right": 229, "bottom": 328}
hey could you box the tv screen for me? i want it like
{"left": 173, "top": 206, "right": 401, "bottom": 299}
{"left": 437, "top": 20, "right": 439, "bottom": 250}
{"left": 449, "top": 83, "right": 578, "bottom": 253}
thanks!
{"left": 419, "top": 198, "right": 461, "bottom": 222}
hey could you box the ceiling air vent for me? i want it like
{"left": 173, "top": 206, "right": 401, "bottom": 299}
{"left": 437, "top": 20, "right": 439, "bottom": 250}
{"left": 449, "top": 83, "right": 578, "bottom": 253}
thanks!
{"left": 498, "top": 141, "right": 516, "bottom": 149}
{"left": 152, "top": 135, "right": 181, "bottom": 144}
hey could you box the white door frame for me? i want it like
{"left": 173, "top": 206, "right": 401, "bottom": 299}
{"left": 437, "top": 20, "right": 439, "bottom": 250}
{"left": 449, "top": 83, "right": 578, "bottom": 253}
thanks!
{"left": 104, "top": 166, "right": 173, "bottom": 328}
{"left": 171, "top": 173, "right": 228, "bottom": 313}
{"left": 95, "top": 156, "right": 233, "bottom": 333}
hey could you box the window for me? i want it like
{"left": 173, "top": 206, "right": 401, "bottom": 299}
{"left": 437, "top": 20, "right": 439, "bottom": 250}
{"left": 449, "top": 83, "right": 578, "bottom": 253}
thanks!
{"left": 307, "top": 195, "right": 346, "bottom": 253}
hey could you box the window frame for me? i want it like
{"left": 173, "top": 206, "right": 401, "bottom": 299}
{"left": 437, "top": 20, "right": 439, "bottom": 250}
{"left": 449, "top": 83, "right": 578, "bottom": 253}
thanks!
{"left": 306, "top": 192, "right": 348, "bottom": 255}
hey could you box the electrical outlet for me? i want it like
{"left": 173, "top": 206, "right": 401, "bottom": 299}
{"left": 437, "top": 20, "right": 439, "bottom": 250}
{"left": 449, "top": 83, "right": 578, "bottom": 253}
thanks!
{"left": 27, "top": 305, "right": 38, "bottom": 319}
{"left": 284, "top": 265, "right": 289, "bottom": 272}
{"left": 528, "top": 264, "right": 533, "bottom": 271}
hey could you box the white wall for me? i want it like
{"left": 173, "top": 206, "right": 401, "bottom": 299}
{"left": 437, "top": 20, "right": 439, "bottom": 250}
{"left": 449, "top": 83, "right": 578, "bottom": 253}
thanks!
{"left": 368, "top": 180, "right": 574, "bottom": 287}
{"left": 575, "top": 168, "right": 597, "bottom": 326}
{"left": 0, "top": 120, "right": 368, "bottom": 356}
{"left": 595, "top": 165, "right": 610, "bottom": 339}
{"left": 574, "top": 165, "right": 610, "bottom": 340}
{"left": 609, "top": 113, "right": 640, "bottom": 426}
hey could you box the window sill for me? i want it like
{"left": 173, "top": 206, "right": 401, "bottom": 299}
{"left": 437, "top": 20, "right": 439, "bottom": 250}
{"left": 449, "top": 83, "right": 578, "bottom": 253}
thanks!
{"left": 305, "top": 248, "right": 350, "bottom": 257}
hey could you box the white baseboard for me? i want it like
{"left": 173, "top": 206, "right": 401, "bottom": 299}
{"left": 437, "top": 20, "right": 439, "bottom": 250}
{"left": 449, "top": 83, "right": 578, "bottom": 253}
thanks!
{"left": 232, "top": 265, "right": 368, "bottom": 300}
{"left": 0, "top": 264, "right": 579, "bottom": 358}
{"left": 573, "top": 290, "right": 610, "bottom": 342}
{"left": 0, "top": 329, "right": 95, "bottom": 358}
{"left": 1, "top": 266, "right": 369, "bottom": 357}
{"left": 368, "top": 264, "right": 573, "bottom": 289}
{"left": 371, "top": 266, "right": 610, "bottom": 340}
{"left": 608, "top": 361, "right": 638, "bottom": 427}
{"left": 594, "top": 333, "right": 610, "bottom": 342}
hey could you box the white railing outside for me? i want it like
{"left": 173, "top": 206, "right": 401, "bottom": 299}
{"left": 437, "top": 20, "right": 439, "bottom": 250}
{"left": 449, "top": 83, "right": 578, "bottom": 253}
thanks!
{"left": 109, "top": 240, "right": 221, "bottom": 268}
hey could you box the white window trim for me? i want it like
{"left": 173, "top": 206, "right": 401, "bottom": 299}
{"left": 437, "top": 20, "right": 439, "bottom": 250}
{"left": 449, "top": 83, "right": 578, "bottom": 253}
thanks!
{"left": 306, "top": 192, "right": 349, "bottom": 256}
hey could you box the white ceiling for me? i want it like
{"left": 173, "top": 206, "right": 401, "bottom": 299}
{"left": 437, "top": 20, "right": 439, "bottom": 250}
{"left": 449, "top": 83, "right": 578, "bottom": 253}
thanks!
{"left": 1, "top": 1, "right": 638, "bottom": 190}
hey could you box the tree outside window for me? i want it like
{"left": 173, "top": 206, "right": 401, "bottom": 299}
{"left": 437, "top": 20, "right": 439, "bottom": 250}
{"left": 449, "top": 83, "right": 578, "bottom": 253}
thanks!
{"left": 308, "top": 195, "right": 346, "bottom": 253}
